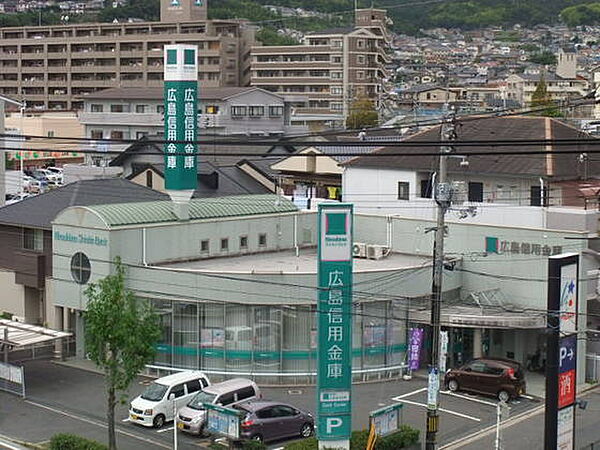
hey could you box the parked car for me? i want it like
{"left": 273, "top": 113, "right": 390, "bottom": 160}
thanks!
{"left": 33, "top": 169, "right": 59, "bottom": 184}
{"left": 235, "top": 400, "right": 314, "bottom": 443}
{"left": 45, "top": 167, "right": 64, "bottom": 184}
{"left": 23, "top": 175, "right": 41, "bottom": 193}
{"left": 129, "top": 371, "right": 210, "bottom": 428}
{"left": 177, "top": 378, "right": 260, "bottom": 436}
{"left": 444, "top": 357, "right": 526, "bottom": 402}
{"left": 5, "top": 193, "right": 31, "bottom": 205}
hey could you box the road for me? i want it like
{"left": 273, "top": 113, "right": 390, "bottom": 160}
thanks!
{"left": 0, "top": 360, "right": 543, "bottom": 450}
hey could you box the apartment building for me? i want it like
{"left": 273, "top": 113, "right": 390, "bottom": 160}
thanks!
{"left": 250, "top": 9, "right": 392, "bottom": 127}
{"left": 0, "top": 0, "right": 255, "bottom": 111}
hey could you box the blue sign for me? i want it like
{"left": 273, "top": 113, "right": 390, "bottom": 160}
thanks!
{"left": 205, "top": 403, "right": 241, "bottom": 440}
{"left": 559, "top": 335, "right": 576, "bottom": 374}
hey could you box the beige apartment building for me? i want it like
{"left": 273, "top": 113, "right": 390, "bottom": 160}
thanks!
{"left": 0, "top": 0, "right": 255, "bottom": 111}
{"left": 250, "top": 9, "right": 392, "bottom": 126}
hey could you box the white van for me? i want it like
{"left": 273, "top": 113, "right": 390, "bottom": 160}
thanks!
{"left": 129, "top": 371, "right": 210, "bottom": 428}
{"left": 177, "top": 378, "right": 261, "bottom": 435}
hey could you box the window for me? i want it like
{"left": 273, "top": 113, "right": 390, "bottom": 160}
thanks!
{"left": 110, "top": 104, "right": 129, "bottom": 113}
{"left": 200, "top": 239, "right": 209, "bottom": 253}
{"left": 90, "top": 130, "right": 103, "bottom": 139}
{"left": 146, "top": 170, "right": 153, "bottom": 188}
{"left": 356, "top": 71, "right": 364, "bottom": 80}
{"left": 135, "top": 104, "right": 147, "bottom": 113}
{"left": 231, "top": 105, "right": 247, "bottom": 117}
{"left": 169, "top": 383, "right": 185, "bottom": 398}
{"left": 249, "top": 106, "right": 264, "bottom": 117}
{"left": 332, "top": 56, "right": 342, "bottom": 63}
{"left": 240, "top": 235, "right": 248, "bottom": 249}
{"left": 357, "top": 39, "right": 365, "bottom": 48}
{"left": 186, "top": 379, "right": 202, "bottom": 394}
{"left": 70, "top": 252, "right": 91, "bottom": 285}
{"left": 47, "top": 131, "right": 55, "bottom": 138}
{"left": 420, "top": 179, "right": 433, "bottom": 198}
{"left": 157, "top": 105, "right": 165, "bottom": 114}
{"left": 91, "top": 104, "right": 103, "bottom": 112}
{"left": 330, "top": 102, "right": 343, "bottom": 111}
{"left": 136, "top": 131, "right": 148, "bottom": 139}
{"left": 205, "top": 105, "right": 219, "bottom": 114}
{"left": 268, "top": 105, "right": 283, "bottom": 117}
{"left": 218, "top": 392, "right": 234, "bottom": 406}
{"left": 256, "top": 407, "right": 275, "bottom": 419}
{"left": 273, "top": 405, "right": 296, "bottom": 417}
{"left": 110, "top": 130, "right": 124, "bottom": 139}
{"left": 331, "top": 71, "right": 342, "bottom": 79}
{"left": 23, "top": 228, "right": 43, "bottom": 251}
{"left": 220, "top": 238, "right": 229, "bottom": 251}
{"left": 530, "top": 185, "right": 548, "bottom": 207}
{"left": 357, "top": 55, "right": 365, "bottom": 64}
{"left": 397, "top": 182, "right": 409, "bottom": 200}
{"left": 258, "top": 233, "right": 267, "bottom": 247}
{"left": 236, "top": 386, "right": 256, "bottom": 401}
{"left": 468, "top": 182, "right": 483, "bottom": 202}
{"left": 330, "top": 86, "right": 343, "bottom": 95}
{"left": 332, "top": 40, "right": 342, "bottom": 48}
{"left": 467, "top": 361, "right": 487, "bottom": 373}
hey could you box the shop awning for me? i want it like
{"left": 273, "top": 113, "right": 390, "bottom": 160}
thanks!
{"left": 410, "top": 306, "right": 546, "bottom": 329}
{"left": 0, "top": 319, "right": 71, "bottom": 349}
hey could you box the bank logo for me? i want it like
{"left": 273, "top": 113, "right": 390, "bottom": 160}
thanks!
{"left": 326, "top": 213, "right": 347, "bottom": 236}
{"left": 485, "top": 236, "right": 499, "bottom": 253}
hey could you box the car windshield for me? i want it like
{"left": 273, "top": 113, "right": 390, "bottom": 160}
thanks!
{"left": 140, "top": 382, "right": 168, "bottom": 401}
{"left": 187, "top": 391, "right": 217, "bottom": 410}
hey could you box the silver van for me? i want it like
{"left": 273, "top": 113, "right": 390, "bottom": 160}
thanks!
{"left": 176, "top": 378, "right": 261, "bottom": 435}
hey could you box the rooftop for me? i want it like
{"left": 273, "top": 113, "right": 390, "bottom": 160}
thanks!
{"left": 163, "top": 247, "right": 430, "bottom": 274}
{"left": 80, "top": 87, "right": 280, "bottom": 102}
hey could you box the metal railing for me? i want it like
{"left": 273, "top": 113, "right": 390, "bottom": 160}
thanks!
{"left": 0, "top": 361, "right": 25, "bottom": 398}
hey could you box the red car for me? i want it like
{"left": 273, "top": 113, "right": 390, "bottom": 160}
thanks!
{"left": 444, "top": 357, "right": 526, "bottom": 402}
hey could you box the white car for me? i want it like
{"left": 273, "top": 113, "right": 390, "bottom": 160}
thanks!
{"left": 34, "top": 169, "right": 60, "bottom": 184}
{"left": 23, "top": 175, "right": 41, "bottom": 193}
{"left": 5, "top": 193, "right": 31, "bottom": 205}
{"left": 46, "top": 167, "right": 64, "bottom": 184}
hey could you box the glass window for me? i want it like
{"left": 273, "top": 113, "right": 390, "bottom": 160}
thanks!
{"left": 91, "top": 104, "right": 103, "bottom": 112}
{"left": 397, "top": 182, "right": 409, "bottom": 200}
{"left": 468, "top": 182, "right": 483, "bottom": 202}
{"left": 186, "top": 379, "right": 202, "bottom": 394}
{"left": 220, "top": 238, "right": 229, "bottom": 251}
{"left": 273, "top": 405, "right": 296, "bottom": 417}
{"left": 141, "top": 382, "right": 168, "bottom": 401}
{"left": 205, "top": 105, "right": 219, "bottom": 114}
{"left": 256, "top": 407, "right": 274, "bottom": 419}
{"left": 90, "top": 130, "right": 103, "bottom": 139}
{"left": 236, "top": 386, "right": 255, "bottom": 401}
{"left": 231, "top": 105, "right": 247, "bottom": 116}
{"left": 110, "top": 104, "right": 129, "bottom": 113}
{"left": 200, "top": 239, "right": 209, "bottom": 253}
{"left": 23, "top": 228, "right": 43, "bottom": 251}
{"left": 268, "top": 105, "right": 283, "bottom": 117}
{"left": 258, "top": 233, "right": 267, "bottom": 247}
{"left": 110, "top": 130, "right": 124, "bottom": 139}
{"left": 169, "top": 383, "right": 185, "bottom": 398}
{"left": 467, "top": 361, "right": 487, "bottom": 373}
{"left": 136, "top": 131, "right": 148, "bottom": 139}
{"left": 218, "top": 392, "right": 234, "bottom": 405}
{"left": 240, "top": 235, "right": 248, "bottom": 249}
{"left": 157, "top": 105, "right": 165, "bottom": 114}
{"left": 70, "top": 252, "right": 91, "bottom": 285}
{"left": 135, "top": 104, "right": 146, "bottom": 113}
{"left": 249, "top": 106, "right": 264, "bottom": 117}
{"left": 187, "top": 390, "right": 217, "bottom": 410}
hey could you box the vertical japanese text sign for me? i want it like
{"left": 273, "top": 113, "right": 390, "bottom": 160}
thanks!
{"left": 317, "top": 204, "right": 353, "bottom": 445}
{"left": 163, "top": 44, "right": 198, "bottom": 190}
{"left": 545, "top": 253, "right": 578, "bottom": 450}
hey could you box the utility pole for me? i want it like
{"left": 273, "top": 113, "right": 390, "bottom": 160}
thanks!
{"left": 425, "top": 111, "right": 455, "bottom": 450}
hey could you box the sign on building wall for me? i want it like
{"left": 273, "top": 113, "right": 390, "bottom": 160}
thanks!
{"left": 545, "top": 254, "right": 579, "bottom": 450}
{"left": 317, "top": 204, "right": 353, "bottom": 446}
{"left": 163, "top": 44, "right": 198, "bottom": 191}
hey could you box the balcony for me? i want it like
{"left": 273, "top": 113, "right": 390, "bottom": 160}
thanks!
{"left": 14, "top": 251, "right": 46, "bottom": 289}
{"left": 79, "top": 112, "right": 163, "bottom": 127}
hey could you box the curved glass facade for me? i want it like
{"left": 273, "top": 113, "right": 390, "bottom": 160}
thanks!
{"left": 150, "top": 298, "right": 407, "bottom": 384}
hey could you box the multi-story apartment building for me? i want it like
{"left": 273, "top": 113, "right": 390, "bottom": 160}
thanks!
{"left": 0, "top": 0, "right": 255, "bottom": 111}
{"left": 250, "top": 9, "right": 392, "bottom": 127}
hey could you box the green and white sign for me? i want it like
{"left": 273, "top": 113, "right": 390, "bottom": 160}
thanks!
{"left": 317, "top": 204, "right": 353, "bottom": 446}
{"left": 204, "top": 403, "right": 242, "bottom": 440}
{"left": 163, "top": 44, "right": 198, "bottom": 191}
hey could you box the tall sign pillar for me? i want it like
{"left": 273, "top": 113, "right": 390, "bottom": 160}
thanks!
{"left": 163, "top": 44, "right": 198, "bottom": 219}
{"left": 545, "top": 253, "right": 579, "bottom": 450}
{"left": 317, "top": 204, "right": 353, "bottom": 450}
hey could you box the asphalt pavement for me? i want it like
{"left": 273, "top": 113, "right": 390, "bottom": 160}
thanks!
{"left": 0, "top": 360, "right": 544, "bottom": 450}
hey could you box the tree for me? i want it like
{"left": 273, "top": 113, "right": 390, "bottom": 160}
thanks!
{"left": 346, "top": 96, "right": 378, "bottom": 130}
{"left": 84, "top": 258, "right": 161, "bottom": 450}
{"left": 531, "top": 74, "right": 561, "bottom": 117}
{"left": 529, "top": 51, "right": 557, "bottom": 65}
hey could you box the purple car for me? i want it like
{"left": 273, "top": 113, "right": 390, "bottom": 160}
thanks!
{"left": 235, "top": 400, "right": 314, "bottom": 443}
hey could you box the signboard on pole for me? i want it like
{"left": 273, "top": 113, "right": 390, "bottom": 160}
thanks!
{"left": 163, "top": 44, "right": 198, "bottom": 191}
{"left": 545, "top": 253, "right": 578, "bottom": 450}
{"left": 439, "top": 331, "right": 449, "bottom": 374}
{"left": 369, "top": 404, "right": 403, "bottom": 437}
{"left": 317, "top": 204, "right": 353, "bottom": 447}
{"left": 204, "top": 403, "right": 242, "bottom": 440}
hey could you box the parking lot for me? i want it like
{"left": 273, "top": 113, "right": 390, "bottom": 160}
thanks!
{"left": 0, "top": 360, "right": 543, "bottom": 450}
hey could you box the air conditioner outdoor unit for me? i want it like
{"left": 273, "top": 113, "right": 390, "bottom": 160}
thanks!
{"left": 367, "top": 244, "right": 388, "bottom": 260}
{"left": 352, "top": 242, "right": 367, "bottom": 258}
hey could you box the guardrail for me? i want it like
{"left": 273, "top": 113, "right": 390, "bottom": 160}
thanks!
{"left": 144, "top": 363, "right": 407, "bottom": 386}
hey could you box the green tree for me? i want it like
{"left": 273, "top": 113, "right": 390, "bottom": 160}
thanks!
{"left": 529, "top": 51, "right": 557, "bottom": 65}
{"left": 530, "top": 74, "right": 561, "bottom": 117}
{"left": 346, "top": 97, "right": 378, "bottom": 130}
{"left": 84, "top": 258, "right": 161, "bottom": 450}
{"left": 256, "top": 27, "right": 300, "bottom": 45}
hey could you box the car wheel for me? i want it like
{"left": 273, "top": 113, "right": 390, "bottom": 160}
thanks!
{"left": 153, "top": 414, "right": 165, "bottom": 428}
{"left": 251, "top": 434, "right": 263, "bottom": 443}
{"left": 448, "top": 379, "right": 459, "bottom": 392}
{"left": 498, "top": 390, "right": 510, "bottom": 402}
{"left": 300, "top": 423, "right": 313, "bottom": 438}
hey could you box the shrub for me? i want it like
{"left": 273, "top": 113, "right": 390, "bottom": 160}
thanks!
{"left": 284, "top": 438, "right": 318, "bottom": 450}
{"left": 49, "top": 434, "right": 107, "bottom": 450}
{"left": 242, "top": 440, "right": 268, "bottom": 450}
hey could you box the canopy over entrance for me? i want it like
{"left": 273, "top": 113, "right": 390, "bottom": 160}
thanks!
{"left": 0, "top": 319, "right": 71, "bottom": 361}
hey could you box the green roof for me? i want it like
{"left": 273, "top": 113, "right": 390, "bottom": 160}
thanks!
{"left": 86, "top": 195, "right": 298, "bottom": 227}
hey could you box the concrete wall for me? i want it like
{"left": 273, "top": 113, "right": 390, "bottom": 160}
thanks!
{"left": 0, "top": 269, "right": 25, "bottom": 319}
{"left": 0, "top": 100, "right": 5, "bottom": 205}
